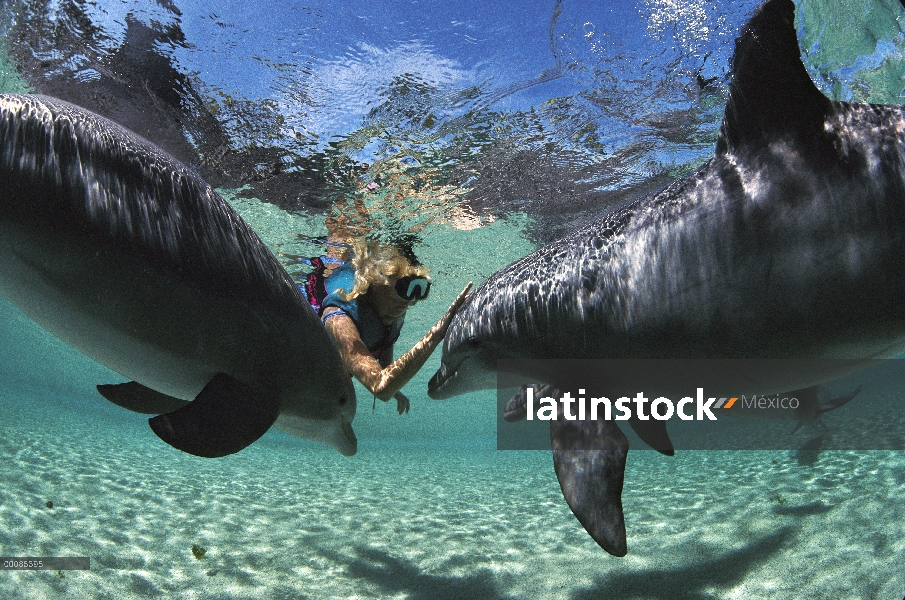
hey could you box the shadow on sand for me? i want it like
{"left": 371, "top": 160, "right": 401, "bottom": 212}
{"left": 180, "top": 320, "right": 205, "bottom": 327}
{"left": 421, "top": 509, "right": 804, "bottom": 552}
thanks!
{"left": 569, "top": 526, "right": 799, "bottom": 600}
{"left": 316, "top": 526, "right": 798, "bottom": 600}
{"left": 317, "top": 545, "right": 517, "bottom": 600}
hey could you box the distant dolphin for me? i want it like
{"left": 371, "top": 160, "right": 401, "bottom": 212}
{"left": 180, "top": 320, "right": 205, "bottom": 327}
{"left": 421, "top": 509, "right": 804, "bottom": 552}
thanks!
{"left": 430, "top": 0, "right": 905, "bottom": 555}
{"left": 0, "top": 94, "right": 357, "bottom": 457}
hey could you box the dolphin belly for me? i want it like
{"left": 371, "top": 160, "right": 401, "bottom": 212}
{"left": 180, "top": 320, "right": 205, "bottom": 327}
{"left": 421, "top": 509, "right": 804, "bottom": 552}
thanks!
{"left": 0, "top": 219, "right": 237, "bottom": 399}
{"left": 0, "top": 93, "right": 356, "bottom": 457}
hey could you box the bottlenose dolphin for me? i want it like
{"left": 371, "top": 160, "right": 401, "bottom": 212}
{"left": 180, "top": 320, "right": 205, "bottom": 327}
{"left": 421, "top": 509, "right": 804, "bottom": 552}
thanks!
{"left": 430, "top": 0, "right": 905, "bottom": 555}
{"left": 0, "top": 94, "right": 357, "bottom": 457}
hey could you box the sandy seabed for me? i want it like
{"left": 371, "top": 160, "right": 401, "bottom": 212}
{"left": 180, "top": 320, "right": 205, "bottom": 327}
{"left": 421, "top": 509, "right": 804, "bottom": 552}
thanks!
{"left": 1, "top": 383, "right": 903, "bottom": 600}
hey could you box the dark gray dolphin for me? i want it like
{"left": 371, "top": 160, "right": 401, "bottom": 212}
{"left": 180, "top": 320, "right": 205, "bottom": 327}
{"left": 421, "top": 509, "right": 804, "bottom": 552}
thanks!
{"left": 430, "top": 0, "right": 905, "bottom": 555}
{"left": 0, "top": 94, "right": 357, "bottom": 457}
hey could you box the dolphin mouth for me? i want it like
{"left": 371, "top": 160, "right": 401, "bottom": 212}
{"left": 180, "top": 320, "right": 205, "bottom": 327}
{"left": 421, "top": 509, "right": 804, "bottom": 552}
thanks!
{"left": 272, "top": 412, "right": 357, "bottom": 456}
{"left": 336, "top": 415, "right": 357, "bottom": 456}
{"left": 428, "top": 357, "right": 467, "bottom": 399}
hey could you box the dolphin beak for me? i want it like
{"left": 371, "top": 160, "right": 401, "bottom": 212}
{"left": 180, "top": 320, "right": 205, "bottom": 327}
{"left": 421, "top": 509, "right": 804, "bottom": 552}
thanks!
{"left": 272, "top": 412, "right": 357, "bottom": 455}
{"left": 428, "top": 360, "right": 458, "bottom": 399}
{"left": 333, "top": 415, "right": 357, "bottom": 456}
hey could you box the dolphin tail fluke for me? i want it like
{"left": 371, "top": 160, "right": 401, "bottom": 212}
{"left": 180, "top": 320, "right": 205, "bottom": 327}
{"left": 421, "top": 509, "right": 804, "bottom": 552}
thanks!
{"left": 550, "top": 417, "right": 629, "bottom": 557}
{"left": 148, "top": 373, "right": 280, "bottom": 458}
{"left": 628, "top": 417, "right": 675, "bottom": 456}
{"left": 97, "top": 382, "right": 189, "bottom": 415}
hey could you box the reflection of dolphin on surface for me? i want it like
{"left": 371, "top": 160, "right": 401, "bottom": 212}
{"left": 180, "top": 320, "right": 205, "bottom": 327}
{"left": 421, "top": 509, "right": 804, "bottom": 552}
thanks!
{"left": 0, "top": 94, "right": 357, "bottom": 458}
{"left": 430, "top": 0, "right": 905, "bottom": 555}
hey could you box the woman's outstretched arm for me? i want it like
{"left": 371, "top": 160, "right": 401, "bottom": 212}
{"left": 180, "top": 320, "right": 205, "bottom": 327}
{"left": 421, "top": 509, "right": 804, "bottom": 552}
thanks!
{"left": 324, "top": 283, "right": 472, "bottom": 402}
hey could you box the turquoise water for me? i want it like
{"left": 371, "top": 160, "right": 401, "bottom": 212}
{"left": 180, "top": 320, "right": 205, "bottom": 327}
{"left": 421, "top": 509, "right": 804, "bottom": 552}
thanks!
{"left": 2, "top": 0, "right": 905, "bottom": 597}
{"left": 3, "top": 298, "right": 904, "bottom": 598}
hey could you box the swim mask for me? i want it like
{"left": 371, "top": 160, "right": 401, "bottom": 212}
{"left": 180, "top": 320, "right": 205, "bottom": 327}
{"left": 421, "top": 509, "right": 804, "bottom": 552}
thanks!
{"left": 394, "top": 275, "right": 431, "bottom": 301}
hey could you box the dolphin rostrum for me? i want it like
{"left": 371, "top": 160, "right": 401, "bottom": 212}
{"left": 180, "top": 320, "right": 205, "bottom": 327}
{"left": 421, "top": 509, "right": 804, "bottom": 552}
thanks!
{"left": 0, "top": 94, "right": 357, "bottom": 457}
{"left": 430, "top": 0, "right": 905, "bottom": 555}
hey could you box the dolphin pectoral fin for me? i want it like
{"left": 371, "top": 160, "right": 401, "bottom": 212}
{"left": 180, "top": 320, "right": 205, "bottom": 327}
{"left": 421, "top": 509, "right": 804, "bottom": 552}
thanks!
{"left": 148, "top": 373, "right": 280, "bottom": 458}
{"left": 628, "top": 417, "right": 675, "bottom": 456}
{"left": 790, "top": 384, "right": 860, "bottom": 433}
{"left": 791, "top": 385, "right": 819, "bottom": 424}
{"left": 503, "top": 386, "right": 531, "bottom": 421}
{"left": 819, "top": 385, "right": 862, "bottom": 412}
{"left": 550, "top": 417, "right": 629, "bottom": 557}
{"left": 504, "top": 384, "right": 557, "bottom": 422}
{"left": 97, "top": 382, "right": 189, "bottom": 415}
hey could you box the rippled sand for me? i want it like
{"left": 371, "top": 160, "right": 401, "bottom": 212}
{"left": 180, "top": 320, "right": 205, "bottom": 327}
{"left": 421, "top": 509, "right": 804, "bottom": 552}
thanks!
{"left": 1, "top": 383, "right": 903, "bottom": 599}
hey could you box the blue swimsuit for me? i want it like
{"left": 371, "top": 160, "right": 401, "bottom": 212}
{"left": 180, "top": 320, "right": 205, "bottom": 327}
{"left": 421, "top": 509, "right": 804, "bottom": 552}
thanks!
{"left": 319, "top": 261, "right": 404, "bottom": 358}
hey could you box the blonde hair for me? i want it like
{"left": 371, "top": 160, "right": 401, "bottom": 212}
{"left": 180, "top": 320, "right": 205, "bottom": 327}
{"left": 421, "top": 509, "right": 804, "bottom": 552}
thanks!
{"left": 337, "top": 238, "right": 430, "bottom": 301}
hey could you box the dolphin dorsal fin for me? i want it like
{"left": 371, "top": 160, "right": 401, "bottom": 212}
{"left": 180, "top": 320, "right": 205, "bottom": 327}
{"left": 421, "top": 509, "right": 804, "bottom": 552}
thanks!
{"left": 716, "top": 0, "right": 831, "bottom": 155}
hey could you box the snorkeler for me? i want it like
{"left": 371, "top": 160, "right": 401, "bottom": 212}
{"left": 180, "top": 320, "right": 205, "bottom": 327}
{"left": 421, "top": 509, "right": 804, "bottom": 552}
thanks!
{"left": 314, "top": 238, "right": 471, "bottom": 414}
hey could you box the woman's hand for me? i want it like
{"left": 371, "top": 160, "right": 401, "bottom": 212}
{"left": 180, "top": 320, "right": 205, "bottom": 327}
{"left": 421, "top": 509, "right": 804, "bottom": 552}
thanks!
{"left": 428, "top": 282, "right": 473, "bottom": 342}
{"left": 394, "top": 391, "right": 410, "bottom": 414}
{"left": 325, "top": 282, "right": 473, "bottom": 403}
